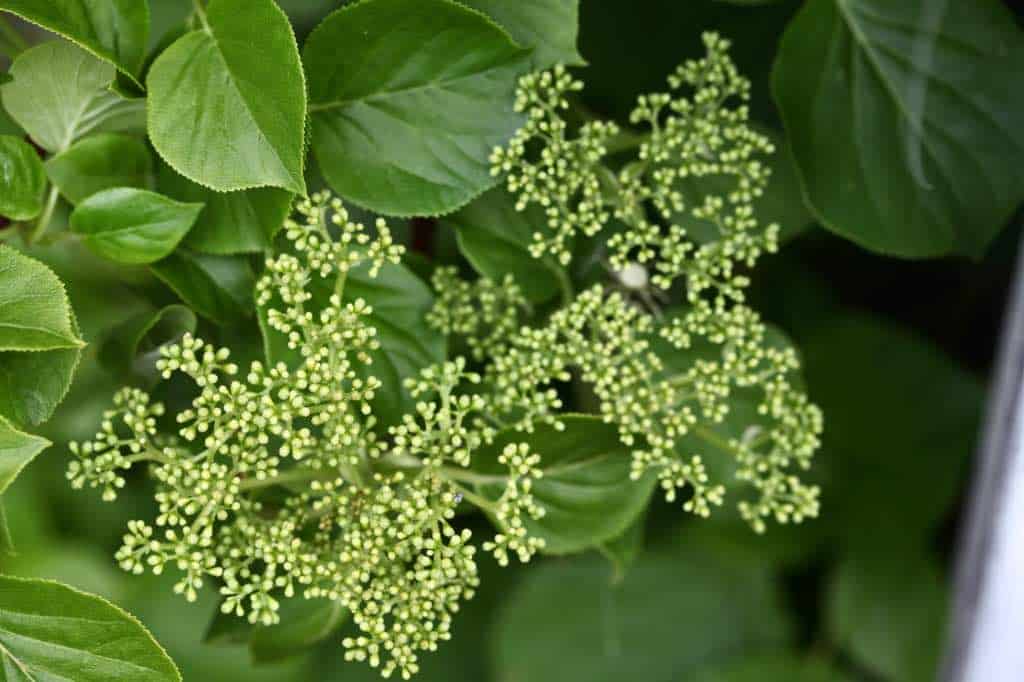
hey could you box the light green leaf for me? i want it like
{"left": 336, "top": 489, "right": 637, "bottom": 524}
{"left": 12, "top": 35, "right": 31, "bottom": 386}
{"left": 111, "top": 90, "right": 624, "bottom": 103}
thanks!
{"left": 70, "top": 187, "right": 202, "bottom": 264}
{"left": 0, "top": 414, "right": 48, "bottom": 494}
{"left": 146, "top": 0, "right": 307, "bottom": 194}
{"left": 0, "top": 575, "right": 181, "bottom": 681}
{"left": 444, "top": 187, "right": 561, "bottom": 302}
{"left": 495, "top": 542, "right": 791, "bottom": 682}
{"left": 99, "top": 304, "right": 197, "bottom": 383}
{"left": 0, "top": 244, "right": 83, "bottom": 351}
{"left": 157, "top": 162, "right": 291, "bottom": 255}
{"left": 471, "top": 416, "right": 657, "bottom": 554}
{"left": 772, "top": 0, "right": 1024, "bottom": 258}
{"left": 0, "top": 0, "right": 149, "bottom": 87}
{"left": 0, "top": 500, "right": 12, "bottom": 555}
{"left": 0, "top": 134, "right": 45, "bottom": 220}
{"left": 45, "top": 133, "right": 153, "bottom": 204}
{"left": 829, "top": 551, "right": 947, "bottom": 682}
{"left": 802, "top": 316, "right": 983, "bottom": 546}
{"left": 304, "top": 0, "right": 529, "bottom": 216}
{"left": 0, "top": 40, "right": 145, "bottom": 154}
{"left": 150, "top": 250, "right": 255, "bottom": 324}
{"left": 458, "top": 0, "right": 584, "bottom": 68}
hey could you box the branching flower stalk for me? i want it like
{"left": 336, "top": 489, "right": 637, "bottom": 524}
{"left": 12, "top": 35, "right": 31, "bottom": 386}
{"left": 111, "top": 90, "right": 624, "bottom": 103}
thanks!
{"left": 67, "top": 33, "right": 822, "bottom": 679}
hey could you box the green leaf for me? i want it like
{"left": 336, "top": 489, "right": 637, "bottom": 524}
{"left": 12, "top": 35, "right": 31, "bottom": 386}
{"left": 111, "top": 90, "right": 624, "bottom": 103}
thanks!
{"left": 801, "top": 315, "right": 983, "bottom": 546}
{"left": 45, "top": 133, "right": 154, "bottom": 205}
{"left": 0, "top": 134, "right": 45, "bottom": 220}
{"left": 0, "top": 0, "right": 149, "bottom": 87}
{"left": 443, "top": 187, "right": 561, "bottom": 302}
{"left": 691, "top": 655, "right": 854, "bottom": 682}
{"left": 0, "top": 575, "right": 181, "bottom": 681}
{"left": 304, "top": 0, "right": 529, "bottom": 216}
{"left": 0, "top": 244, "right": 83, "bottom": 351}
{"left": 0, "top": 414, "right": 48, "bottom": 494}
{"left": 458, "top": 0, "right": 584, "bottom": 68}
{"left": 829, "top": 551, "right": 946, "bottom": 682}
{"left": 596, "top": 515, "right": 645, "bottom": 584}
{"left": 772, "top": 0, "right": 1024, "bottom": 258}
{"left": 0, "top": 500, "right": 13, "bottom": 555}
{"left": 0, "top": 40, "right": 145, "bottom": 154}
{"left": 157, "top": 162, "right": 291, "bottom": 255}
{"left": 495, "top": 542, "right": 791, "bottom": 682}
{"left": 99, "top": 304, "right": 197, "bottom": 383}
{"left": 70, "top": 187, "right": 203, "bottom": 264}
{"left": 204, "top": 597, "right": 348, "bottom": 664}
{"left": 146, "top": 0, "right": 307, "bottom": 194}
{"left": 471, "top": 416, "right": 657, "bottom": 554}
{"left": 150, "top": 250, "right": 255, "bottom": 324}
{"left": 0, "top": 321, "right": 83, "bottom": 428}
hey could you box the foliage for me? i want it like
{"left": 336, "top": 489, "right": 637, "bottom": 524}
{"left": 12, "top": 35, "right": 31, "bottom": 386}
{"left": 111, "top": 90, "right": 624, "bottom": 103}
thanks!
{"left": 0, "top": 0, "right": 1019, "bottom": 680}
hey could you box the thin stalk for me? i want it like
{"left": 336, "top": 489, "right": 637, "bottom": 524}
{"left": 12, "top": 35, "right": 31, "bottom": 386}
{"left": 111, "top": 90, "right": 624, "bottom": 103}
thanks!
{"left": 27, "top": 186, "right": 59, "bottom": 245}
{"left": 192, "top": 0, "right": 211, "bottom": 31}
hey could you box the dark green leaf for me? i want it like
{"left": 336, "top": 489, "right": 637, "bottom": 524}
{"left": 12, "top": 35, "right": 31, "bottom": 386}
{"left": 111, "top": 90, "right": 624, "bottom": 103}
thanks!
{"left": 150, "top": 250, "right": 255, "bottom": 324}
{"left": 99, "top": 305, "right": 197, "bottom": 383}
{"left": 0, "top": 134, "right": 45, "bottom": 220}
{"left": 146, "top": 0, "right": 307, "bottom": 194}
{"left": 772, "top": 0, "right": 1024, "bottom": 258}
{"left": 45, "top": 133, "right": 153, "bottom": 204}
{"left": 204, "top": 596, "right": 348, "bottom": 663}
{"left": 829, "top": 551, "right": 947, "bottom": 682}
{"left": 458, "top": 0, "right": 584, "bottom": 68}
{"left": 691, "top": 655, "right": 854, "bottom": 682}
{"left": 0, "top": 414, "right": 49, "bottom": 494}
{"left": 0, "top": 0, "right": 149, "bottom": 87}
{"left": 0, "top": 40, "right": 144, "bottom": 154}
{"left": 304, "top": 0, "right": 529, "bottom": 216}
{"left": 70, "top": 187, "right": 203, "bottom": 264}
{"left": 157, "top": 162, "right": 291, "bottom": 255}
{"left": 596, "top": 514, "right": 645, "bottom": 584}
{"left": 495, "top": 542, "right": 791, "bottom": 682}
{"left": 472, "top": 416, "right": 657, "bottom": 554}
{"left": 0, "top": 575, "right": 181, "bottom": 681}
{"left": 802, "top": 315, "right": 983, "bottom": 546}
{"left": 443, "top": 187, "right": 562, "bottom": 302}
{"left": 0, "top": 244, "right": 83, "bottom": 351}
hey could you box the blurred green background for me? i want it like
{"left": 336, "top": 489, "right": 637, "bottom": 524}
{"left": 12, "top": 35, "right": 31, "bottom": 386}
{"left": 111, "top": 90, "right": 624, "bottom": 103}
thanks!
{"left": 3, "top": 1, "right": 1022, "bottom": 680}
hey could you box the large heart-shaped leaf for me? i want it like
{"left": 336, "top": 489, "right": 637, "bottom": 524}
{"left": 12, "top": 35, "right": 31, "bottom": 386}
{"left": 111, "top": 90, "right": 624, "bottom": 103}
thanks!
{"left": 772, "top": 0, "right": 1024, "bottom": 258}
{"left": 471, "top": 416, "right": 657, "bottom": 554}
{"left": 0, "top": 1, "right": 149, "bottom": 87}
{"left": 0, "top": 575, "right": 181, "bottom": 681}
{"left": 70, "top": 187, "right": 203, "bottom": 264}
{"left": 157, "top": 163, "right": 291, "bottom": 255}
{"left": 459, "top": 0, "right": 585, "bottom": 69}
{"left": 495, "top": 542, "right": 791, "bottom": 682}
{"left": 304, "top": 0, "right": 529, "bottom": 216}
{"left": 0, "top": 134, "right": 45, "bottom": 220}
{"left": 443, "top": 187, "right": 562, "bottom": 303}
{"left": 45, "top": 133, "right": 153, "bottom": 205}
{"left": 147, "top": 0, "right": 306, "bottom": 194}
{"left": 0, "top": 40, "right": 144, "bottom": 154}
